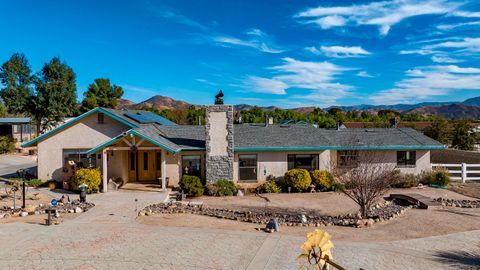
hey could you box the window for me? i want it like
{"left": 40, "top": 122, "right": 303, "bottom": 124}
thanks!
{"left": 63, "top": 149, "right": 96, "bottom": 169}
{"left": 182, "top": 155, "right": 202, "bottom": 178}
{"left": 129, "top": 152, "right": 135, "bottom": 171}
{"left": 287, "top": 154, "right": 319, "bottom": 171}
{"left": 338, "top": 150, "right": 359, "bottom": 168}
{"left": 97, "top": 113, "right": 104, "bottom": 124}
{"left": 397, "top": 151, "right": 416, "bottom": 167}
{"left": 239, "top": 154, "right": 257, "bottom": 181}
{"left": 155, "top": 152, "right": 161, "bottom": 170}
{"left": 143, "top": 152, "right": 148, "bottom": 170}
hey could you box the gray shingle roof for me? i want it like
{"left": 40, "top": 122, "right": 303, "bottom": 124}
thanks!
{"left": 0, "top": 117, "right": 31, "bottom": 124}
{"left": 146, "top": 124, "right": 444, "bottom": 151}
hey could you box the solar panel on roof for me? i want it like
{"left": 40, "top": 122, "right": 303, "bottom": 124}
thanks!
{"left": 125, "top": 112, "right": 176, "bottom": 125}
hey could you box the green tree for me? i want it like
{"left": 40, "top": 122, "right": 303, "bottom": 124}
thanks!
{"left": 80, "top": 78, "right": 124, "bottom": 112}
{"left": 451, "top": 120, "right": 476, "bottom": 151}
{"left": 0, "top": 53, "right": 33, "bottom": 114}
{"left": 30, "top": 57, "right": 77, "bottom": 133}
{"left": 0, "top": 103, "right": 7, "bottom": 117}
{"left": 424, "top": 118, "right": 450, "bottom": 144}
{"left": 187, "top": 106, "right": 205, "bottom": 125}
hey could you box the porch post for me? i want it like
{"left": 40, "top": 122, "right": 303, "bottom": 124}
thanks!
{"left": 102, "top": 148, "right": 108, "bottom": 192}
{"left": 161, "top": 149, "right": 166, "bottom": 192}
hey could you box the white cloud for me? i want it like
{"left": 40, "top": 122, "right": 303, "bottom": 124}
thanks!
{"left": 356, "top": 71, "right": 374, "bottom": 78}
{"left": 305, "top": 46, "right": 321, "bottom": 55}
{"left": 431, "top": 55, "right": 462, "bottom": 63}
{"left": 212, "top": 29, "right": 284, "bottom": 54}
{"left": 437, "top": 21, "right": 480, "bottom": 30}
{"left": 243, "top": 58, "right": 351, "bottom": 105}
{"left": 425, "top": 37, "right": 480, "bottom": 52}
{"left": 371, "top": 65, "right": 480, "bottom": 104}
{"left": 399, "top": 49, "right": 437, "bottom": 55}
{"left": 295, "top": 0, "right": 466, "bottom": 36}
{"left": 451, "top": 11, "right": 480, "bottom": 18}
{"left": 310, "top": 15, "right": 347, "bottom": 29}
{"left": 243, "top": 76, "right": 287, "bottom": 95}
{"left": 320, "top": 45, "right": 370, "bottom": 58}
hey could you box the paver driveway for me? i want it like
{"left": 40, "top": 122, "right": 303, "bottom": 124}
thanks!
{"left": 0, "top": 190, "right": 479, "bottom": 270}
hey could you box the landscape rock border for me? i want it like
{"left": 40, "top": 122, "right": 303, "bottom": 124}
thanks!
{"left": 434, "top": 198, "right": 480, "bottom": 208}
{"left": 0, "top": 200, "right": 95, "bottom": 218}
{"left": 140, "top": 200, "right": 410, "bottom": 228}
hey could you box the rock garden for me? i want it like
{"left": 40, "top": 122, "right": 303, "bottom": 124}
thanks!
{"left": 141, "top": 199, "right": 411, "bottom": 228}
{"left": 0, "top": 178, "right": 95, "bottom": 224}
{"left": 140, "top": 167, "right": 480, "bottom": 234}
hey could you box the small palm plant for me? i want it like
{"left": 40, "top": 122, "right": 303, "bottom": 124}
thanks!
{"left": 297, "top": 229, "right": 345, "bottom": 270}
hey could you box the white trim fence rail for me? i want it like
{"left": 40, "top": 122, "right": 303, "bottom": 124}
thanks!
{"left": 431, "top": 163, "right": 480, "bottom": 183}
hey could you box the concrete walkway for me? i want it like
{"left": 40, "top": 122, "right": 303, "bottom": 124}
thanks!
{"left": 0, "top": 190, "right": 478, "bottom": 269}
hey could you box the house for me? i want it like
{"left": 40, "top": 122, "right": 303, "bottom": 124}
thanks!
{"left": 0, "top": 117, "right": 35, "bottom": 142}
{"left": 22, "top": 104, "right": 444, "bottom": 192}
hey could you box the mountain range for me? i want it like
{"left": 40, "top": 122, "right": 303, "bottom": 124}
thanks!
{"left": 116, "top": 95, "right": 480, "bottom": 119}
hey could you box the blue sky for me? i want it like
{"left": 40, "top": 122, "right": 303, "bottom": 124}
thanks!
{"left": 0, "top": 0, "right": 479, "bottom": 108}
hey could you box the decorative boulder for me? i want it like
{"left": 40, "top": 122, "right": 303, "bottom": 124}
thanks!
{"left": 265, "top": 218, "right": 279, "bottom": 232}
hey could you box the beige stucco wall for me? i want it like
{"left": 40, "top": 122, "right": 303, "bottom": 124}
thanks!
{"left": 330, "top": 149, "right": 431, "bottom": 175}
{"left": 104, "top": 150, "right": 128, "bottom": 183}
{"left": 37, "top": 112, "right": 130, "bottom": 181}
{"left": 233, "top": 150, "right": 330, "bottom": 188}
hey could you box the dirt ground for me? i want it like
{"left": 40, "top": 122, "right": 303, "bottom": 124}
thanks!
{"left": 449, "top": 182, "right": 480, "bottom": 199}
{"left": 188, "top": 187, "right": 475, "bottom": 216}
{"left": 0, "top": 184, "right": 80, "bottom": 225}
{"left": 138, "top": 187, "right": 480, "bottom": 242}
{"left": 0, "top": 186, "right": 54, "bottom": 210}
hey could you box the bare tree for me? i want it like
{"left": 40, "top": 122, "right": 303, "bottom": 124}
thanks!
{"left": 333, "top": 150, "right": 398, "bottom": 218}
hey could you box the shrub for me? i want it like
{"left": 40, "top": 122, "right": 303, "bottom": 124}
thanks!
{"left": 0, "top": 136, "right": 15, "bottom": 154}
{"left": 26, "top": 179, "right": 43, "bottom": 188}
{"left": 71, "top": 168, "right": 101, "bottom": 193}
{"left": 7, "top": 178, "right": 21, "bottom": 190}
{"left": 422, "top": 171, "right": 451, "bottom": 186}
{"left": 215, "top": 179, "right": 237, "bottom": 196}
{"left": 206, "top": 179, "right": 237, "bottom": 196}
{"left": 311, "top": 170, "right": 334, "bottom": 191}
{"left": 257, "top": 180, "right": 281, "bottom": 193}
{"left": 284, "top": 169, "right": 312, "bottom": 191}
{"left": 179, "top": 175, "right": 204, "bottom": 197}
{"left": 393, "top": 173, "right": 419, "bottom": 188}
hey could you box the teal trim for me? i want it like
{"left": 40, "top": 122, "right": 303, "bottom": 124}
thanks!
{"left": 86, "top": 132, "right": 129, "bottom": 155}
{"left": 130, "top": 130, "right": 178, "bottom": 153}
{"left": 234, "top": 145, "right": 446, "bottom": 152}
{"left": 86, "top": 129, "right": 179, "bottom": 155}
{"left": 21, "top": 107, "right": 138, "bottom": 148}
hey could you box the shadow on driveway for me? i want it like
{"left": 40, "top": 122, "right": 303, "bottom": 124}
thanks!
{"left": 433, "top": 244, "right": 480, "bottom": 269}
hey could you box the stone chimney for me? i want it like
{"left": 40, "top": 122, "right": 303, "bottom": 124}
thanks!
{"left": 205, "top": 105, "right": 234, "bottom": 183}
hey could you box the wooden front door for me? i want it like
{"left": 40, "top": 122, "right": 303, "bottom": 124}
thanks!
{"left": 139, "top": 151, "right": 156, "bottom": 181}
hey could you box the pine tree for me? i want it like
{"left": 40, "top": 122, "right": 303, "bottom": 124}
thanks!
{"left": 424, "top": 118, "right": 450, "bottom": 145}
{"left": 30, "top": 57, "right": 77, "bottom": 133}
{"left": 0, "top": 53, "right": 33, "bottom": 114}
{"left": 80, "top": 78, "right": 123, "bottom": 112}
{"left": 451, "top": 120, "right": 476, "bottom": 151}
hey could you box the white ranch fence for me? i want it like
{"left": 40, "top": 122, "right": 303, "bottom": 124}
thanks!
{"left": 431, "top": 163, "right": 480, "bottom": 183}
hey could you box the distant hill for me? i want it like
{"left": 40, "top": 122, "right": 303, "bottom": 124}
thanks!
{"left": 116, "top": 98, "right": 136, "bottom": 109}
{"left": 130, "top": 95, "right": 191, "bottom": 111}
{"left": 116, "top": 95, "right": 480, "bottom": 119}
{"left": 407, "top": 104, "right": 480, "bottom": 119}
{"left": 463, "top": 96, "right": 480, "bottom": 106}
